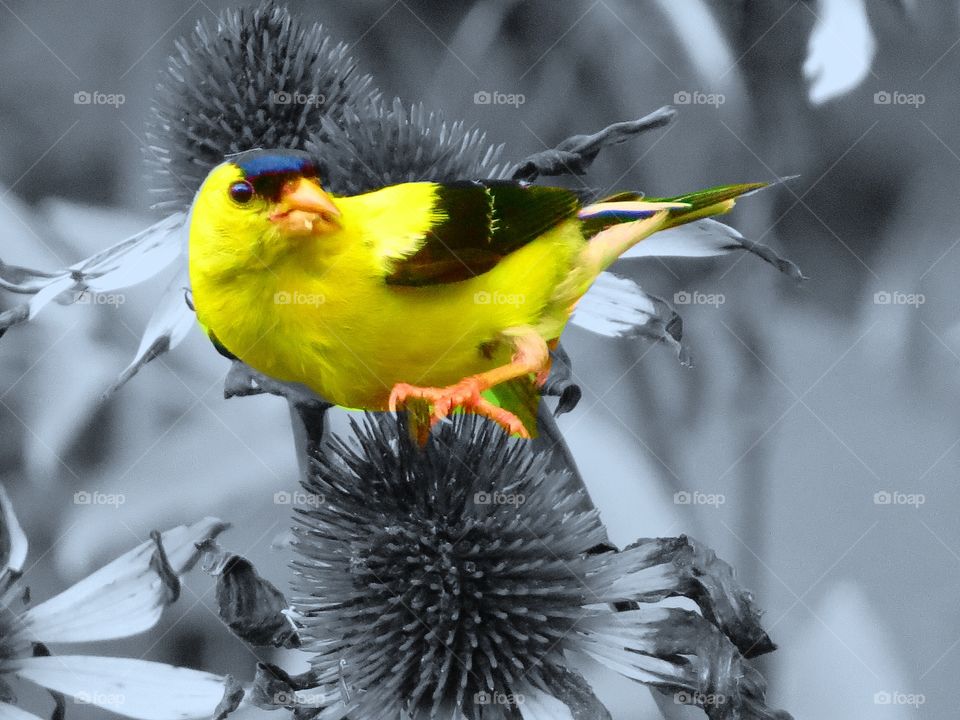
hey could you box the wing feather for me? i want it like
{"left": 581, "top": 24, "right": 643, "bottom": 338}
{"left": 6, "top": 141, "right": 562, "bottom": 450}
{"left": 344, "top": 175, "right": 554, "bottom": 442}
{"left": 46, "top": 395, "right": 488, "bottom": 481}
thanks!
{"left": 383, "top": 180, "right": 581, "bottom": 286}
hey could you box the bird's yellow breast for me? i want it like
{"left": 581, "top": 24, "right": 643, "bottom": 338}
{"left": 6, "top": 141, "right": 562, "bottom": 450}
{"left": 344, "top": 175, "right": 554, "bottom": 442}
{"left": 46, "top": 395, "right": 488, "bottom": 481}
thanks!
{"left": 188, "top": 180, "right": 585, "bottom": 409}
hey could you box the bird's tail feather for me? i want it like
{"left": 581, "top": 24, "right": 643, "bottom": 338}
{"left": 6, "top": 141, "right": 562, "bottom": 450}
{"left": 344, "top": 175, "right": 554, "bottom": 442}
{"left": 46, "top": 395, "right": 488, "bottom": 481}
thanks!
{"left": 578, "top": 182, "right": 765, "bottom": 271}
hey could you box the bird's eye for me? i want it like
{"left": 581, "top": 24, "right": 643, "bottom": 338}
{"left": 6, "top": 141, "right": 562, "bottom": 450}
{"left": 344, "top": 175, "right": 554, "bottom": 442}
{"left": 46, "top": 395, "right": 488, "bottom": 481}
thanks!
{"left": 228, "top": 181, "right": 254, "bottom": 204}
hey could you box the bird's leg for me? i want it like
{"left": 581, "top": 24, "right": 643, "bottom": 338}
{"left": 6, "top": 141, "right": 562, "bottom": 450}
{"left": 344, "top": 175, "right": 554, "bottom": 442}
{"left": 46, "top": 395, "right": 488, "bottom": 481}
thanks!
{"left": 389, "top": 327, "right": 549, "bottom": 439}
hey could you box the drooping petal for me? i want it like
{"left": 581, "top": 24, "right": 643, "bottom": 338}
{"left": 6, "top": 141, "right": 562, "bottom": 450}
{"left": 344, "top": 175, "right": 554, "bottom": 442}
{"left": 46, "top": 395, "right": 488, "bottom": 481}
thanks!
{"left": 18, "top": 518, "right": 226, "bottom": 644}
{"left": 71, "top": 213, "right": 186, "bottom": 293}
{"left": 105, "top": 262, "right": 195, "bottom": 395}
{"left": 620, "top": 218, "right": 803, "bottom": 280}
{"left": 589, "top": 536, "right": 776, "bottom": 657}
{"left": 0, "top": 486, "right": 27, "bottom": 576}
{"left": 577, "top": 608, "right": 791, "bottom": 720}
{"left": 25, "top": 276, "right": 75, "bottom": 320}
{"left": 570, "top": 272, "right": 689, "bottom": 364}
{"left": 11, "top": 656, "right": 232, "bottom": 720}
{"left": 0, "top": 213, "right": 186, "bottom": 335}
{"left": 0, "top": 485, "right": 28, "bottom": 598}
{"left": 0, "top": 703, "right": 44, "bottom": 720}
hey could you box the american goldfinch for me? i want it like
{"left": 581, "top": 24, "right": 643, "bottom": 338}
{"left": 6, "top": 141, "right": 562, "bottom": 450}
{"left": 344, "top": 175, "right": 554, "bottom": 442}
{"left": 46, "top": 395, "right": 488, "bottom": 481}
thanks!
{"left": 189, "top": 148, "right": 762, "bottom": 439}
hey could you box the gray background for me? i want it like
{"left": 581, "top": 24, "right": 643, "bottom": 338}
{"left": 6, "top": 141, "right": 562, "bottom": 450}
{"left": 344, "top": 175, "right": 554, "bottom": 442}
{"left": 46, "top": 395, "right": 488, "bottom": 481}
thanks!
{"left": 0, "top": 1, "right": 957, "bottom": 718}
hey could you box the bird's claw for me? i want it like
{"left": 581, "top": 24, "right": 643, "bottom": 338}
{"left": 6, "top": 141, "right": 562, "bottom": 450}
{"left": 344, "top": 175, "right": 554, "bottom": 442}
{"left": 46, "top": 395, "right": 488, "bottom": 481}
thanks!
{"left": 388, "top": 379, "right": 531, "bottom": 440}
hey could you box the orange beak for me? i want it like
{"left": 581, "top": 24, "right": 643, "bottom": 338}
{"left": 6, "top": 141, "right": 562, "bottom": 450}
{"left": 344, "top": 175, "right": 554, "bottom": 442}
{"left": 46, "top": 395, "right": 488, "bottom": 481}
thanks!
{"left": 269, "top": 177, "right": 341, "bottom": 236}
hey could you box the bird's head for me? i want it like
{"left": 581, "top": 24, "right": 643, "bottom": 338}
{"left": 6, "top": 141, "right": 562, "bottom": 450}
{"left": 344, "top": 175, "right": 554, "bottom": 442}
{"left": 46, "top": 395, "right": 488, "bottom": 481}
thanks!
{"left": 191, "top": 149, "right": 341, "bottom": 262}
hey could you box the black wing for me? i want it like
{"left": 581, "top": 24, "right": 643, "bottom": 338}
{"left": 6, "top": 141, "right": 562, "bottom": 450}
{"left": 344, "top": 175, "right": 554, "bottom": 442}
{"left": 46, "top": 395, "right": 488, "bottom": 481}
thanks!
{"left": 384, "top": 180, "right": 581, "bottom": 286}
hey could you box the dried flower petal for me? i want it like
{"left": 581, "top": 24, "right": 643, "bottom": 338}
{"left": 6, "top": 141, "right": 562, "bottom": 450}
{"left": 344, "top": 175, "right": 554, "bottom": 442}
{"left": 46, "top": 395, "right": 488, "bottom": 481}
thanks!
{"left": 200, "top": 541, "right": 299, "bottom": 649}
{"left": 0, "top": 213, "right": 186, "bottom": 336}
{"left": 621, "top": 216, "right": 804, "bottom": 281}
{"left": 106, "top": 261, "right": 194, "bottom": 395}
{"left": 509, "top": 106, "right": 676, "bottom": 181}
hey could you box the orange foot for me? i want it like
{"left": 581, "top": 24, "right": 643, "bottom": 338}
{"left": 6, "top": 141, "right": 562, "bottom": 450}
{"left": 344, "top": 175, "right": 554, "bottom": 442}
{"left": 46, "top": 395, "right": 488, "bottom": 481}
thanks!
{"left": 388, "top": 377, "right": 531, "bottom": 440}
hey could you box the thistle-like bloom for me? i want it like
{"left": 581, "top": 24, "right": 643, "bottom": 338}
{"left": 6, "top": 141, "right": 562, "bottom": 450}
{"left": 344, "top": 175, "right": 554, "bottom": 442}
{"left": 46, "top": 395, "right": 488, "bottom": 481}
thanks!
{"left": 146, "top": 0, "right": 379, "bottom": 212}
{"left": 288, "top": 415, "right": 791, "bottom": 720}
{"left": 0, "top": 486, "right": 240, "bottom": 720}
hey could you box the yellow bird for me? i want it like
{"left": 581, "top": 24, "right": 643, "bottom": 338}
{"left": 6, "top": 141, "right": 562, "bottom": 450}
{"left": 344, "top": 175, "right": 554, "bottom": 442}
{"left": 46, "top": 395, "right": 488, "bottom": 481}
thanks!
{"left": 188, "top": 149, "right": 761, "bottom": 439}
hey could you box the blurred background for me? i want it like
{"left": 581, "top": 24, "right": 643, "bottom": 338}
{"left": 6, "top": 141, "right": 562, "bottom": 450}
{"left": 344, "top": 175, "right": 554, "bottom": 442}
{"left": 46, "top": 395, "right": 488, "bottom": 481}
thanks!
{"left": 0, "top": 1, "right": 958, "bottom": 718}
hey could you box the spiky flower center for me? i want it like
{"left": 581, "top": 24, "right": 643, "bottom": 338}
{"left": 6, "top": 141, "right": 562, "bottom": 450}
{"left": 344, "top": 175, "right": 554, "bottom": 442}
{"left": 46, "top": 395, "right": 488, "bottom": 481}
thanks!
{"left": 294, "top": 416, "right": 607, "bottom": 719}
{"left": 356, "top": 514, "right": 582, "bottom": 690}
